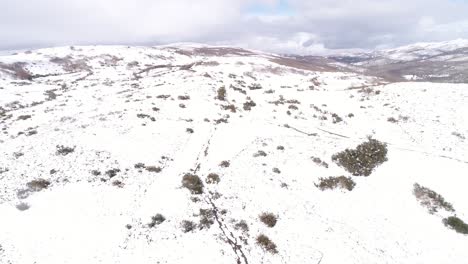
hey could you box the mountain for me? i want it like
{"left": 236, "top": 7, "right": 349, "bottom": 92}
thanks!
{"left": 0, "top": 44, "right": 467, "bottom": 264}
{"left": 327, "top": 39, "right": 468, "bottom": 82}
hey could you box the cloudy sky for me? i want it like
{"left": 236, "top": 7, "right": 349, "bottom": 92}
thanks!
{"left": 1, "top": 0, "right": 468, "bottom": 53}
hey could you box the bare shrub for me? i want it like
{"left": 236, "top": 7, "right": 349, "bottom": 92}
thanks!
{"left": 243, "top": 100, "right": 256, "bottom": 111}
{"left": 198, "top": 209, "right": 215, "bottom": 230}
{"left": 217, "top": 86, "right": 226, "bottom": 100}
{"left": 219, "top": 161, "right": 230, "bottom": 168}
{"left": 56, "top": 145, "right": 75, "bottom": 156}
{"left": 332, "top": 138, "right": 388, "bottom": 176}
{"left": 148, "top": 214, "right": 166, "bottom": 228}
{"left": 105, "top": 168, "right": 121, "bottom": 178}
{"left": 26, "top": 179, "right": 51, "bottom": 192}
{"left": 413, "top": 183, "right": 454, "bottom": 214}
{"left": 256, "top": 234, "right": 278, "bottom": 254}
{"left": 178, "top": 95, "right": 190, "bottom": 100}
{"left": 17, "top": 115, "right": 32, "bottom": 120}
{"left": 182, "top": 174, "right": 204, "bottom": 194}
{"left": 206, "top": 173, "right": 220, "bottom": 184}
{"left": 311, "top": 157, "right": 329, "bottom": 168}
{"left": 181, "top": 220, "right": 196, "bottom": 233}
{"left": 259, "top": 212, "right": 277, "bottom": 227}
{"left": 16, "top": 202, "right": 30, "bottom": 211}
{"left": 253, "top": 150, "right": 267, "bottom": 157}
{"left": 315, "top": 176, "right": 356, "bottom": 191}
{"left": 145, "top": 166, "right": 162, "bottom": 173}
{"left": 249, "top": 83, "right": 262, "bottom": 90}
{"left": 234, "top": 220, "right": 249, "bottom": 233}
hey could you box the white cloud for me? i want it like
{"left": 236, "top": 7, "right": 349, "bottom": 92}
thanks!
{"left": 1, "top": 0, "right": 468, "bottom": 53}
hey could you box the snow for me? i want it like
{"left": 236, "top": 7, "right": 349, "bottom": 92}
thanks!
{"left": 0, "top": 45, "right": 467, "bottom": 264}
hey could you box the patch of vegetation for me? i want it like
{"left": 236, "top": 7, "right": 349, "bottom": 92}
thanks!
{"left": 112, "top": 180, "right": 124, "bottom": 188}
{"left": 137, "top": 113, "right": 155, "bottom": 122}
{"left": 182, "top": 174, "right": 204, "bottom": 194}
{"left": 215, "top": 118, "right": 228, "bottom": 124}
{"left": 16, "top": 202, "right": 30, "bottom": 211}
{"left": 332, "top": 113, "right": 343, "bottom": 123}
{"left": 206, "top": 173, "right": 220, "bottom": 184}
{"left": 148, "top": 214, "right": 166, "bottom": 228}
{"left": 256, "top": 234, "right": 278, "bottom": 254}
{"left": 186, "top": 128, "right": 194, "bottom": 134}
{"left": 443, "top": 216, "right": 468, "bottom": 235}
{"left": 222, "top": 104, "right": 236, "bottom": 113}
{"left": 217, "top": 86, "right": 226, "bottom": 100}
{"left": 145, "top": 166, "right": 162, "bottom": 173}
{"left": 259, "top": 212, "right": 277, "bottom": 228}
{"left": 219, "top": 160, "right": 230, "bottom": 168}
{"left": 277, "top": 145, "right": 285, "bottom": 150}
{"left": 17, "top": 115, "right": 32, "bottom": 120}
{"left": 413, "top": 183, "right": 454, "bottom": 214}
{"left": 26, "top": 179, "right": 51, "bottom": 192}
{"left": 272, "top": 168, "right": 281, "bottom": 174}
{"left": 105, "top": 168, "right": 121, "bottom": 178}
{"left": 134, "top": 163, "right": 145, "bottom": 169}
{"left": 253, "top": 150, "right": 267, "bottom": 157}
{"left": 178, "top": 95, "right": 190, "bottom": 100}
{"left": 198, "top": 209, "right": 215, "bottom": 230}
{"left": 331, "top": 138, "right": 388, "bottom": 176}
{"left": 56, "top": 145, "right": 75, "bottom": 156}
{"left": 234, "top": 220, "right": 249, "bottom": 233}
{"left": 387, "top": 117, "right": 398, "bottom": 123}
{"left": 311, "top": 156, "right": 329, "bottom": 168}
{"left": 249, "top": 83, "right": 262, "bottom": 90}
{"left": 181, "top": 220, "right": 196, "bottom": 233}
{"left": 91, "top": 170, "right": 101, "bottom": 176}
{"left": 315, "top": 176, "right": 356, "bottom": 191}
{"left": 243, "top": 100, "right": 256, "bottom": 111}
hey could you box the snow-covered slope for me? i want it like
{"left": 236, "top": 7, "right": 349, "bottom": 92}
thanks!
{"left": 0, "top": 45, "right": 467, "bottom": 264}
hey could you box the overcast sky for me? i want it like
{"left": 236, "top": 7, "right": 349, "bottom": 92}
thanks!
{"left": 1, "top": 0, "right": 468, "bottom": 54}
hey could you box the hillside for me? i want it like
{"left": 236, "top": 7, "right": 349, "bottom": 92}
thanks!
{"left": 0, "top": 45, "right": 467, "bottom": 264}
{"left": 328, "top": 39, "right": 468, "bottom": 83}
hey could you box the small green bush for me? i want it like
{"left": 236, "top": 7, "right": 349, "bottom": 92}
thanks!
{"left": 332, "top": 138, "right": 388, "bottom": 176}
{"left": 182, "top": 174, "right": 204, "bottom": 194}
{"left": 443, "top": 216, "right": 468, "bottom": 235}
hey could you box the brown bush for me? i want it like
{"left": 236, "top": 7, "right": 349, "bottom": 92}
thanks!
{"left": 26, "top": 179, "right": 51, "bottom": 192}
{"left": 217, "top": 86, "right": 226, "bottom": 100}
{"left": 315, "top": 176, "right": 356, "bottom": 191}
{"left": 182, "top": 174, "right": 204, "bottom": 194}
{"left": 259, "top": 212, "right": 277, "bottom": 228}
{"left": 148, "top": 214, "right": 166, "bottom": 228}
{"left": 206, "top": 173, "right": 220, "bottom": 184}
{"left": 256, "top": 234, "right": 278, "bottom": 254}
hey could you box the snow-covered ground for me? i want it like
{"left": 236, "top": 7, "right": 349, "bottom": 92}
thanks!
{"left": 0, "top": 45, "right": 467, "bottom": 264}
